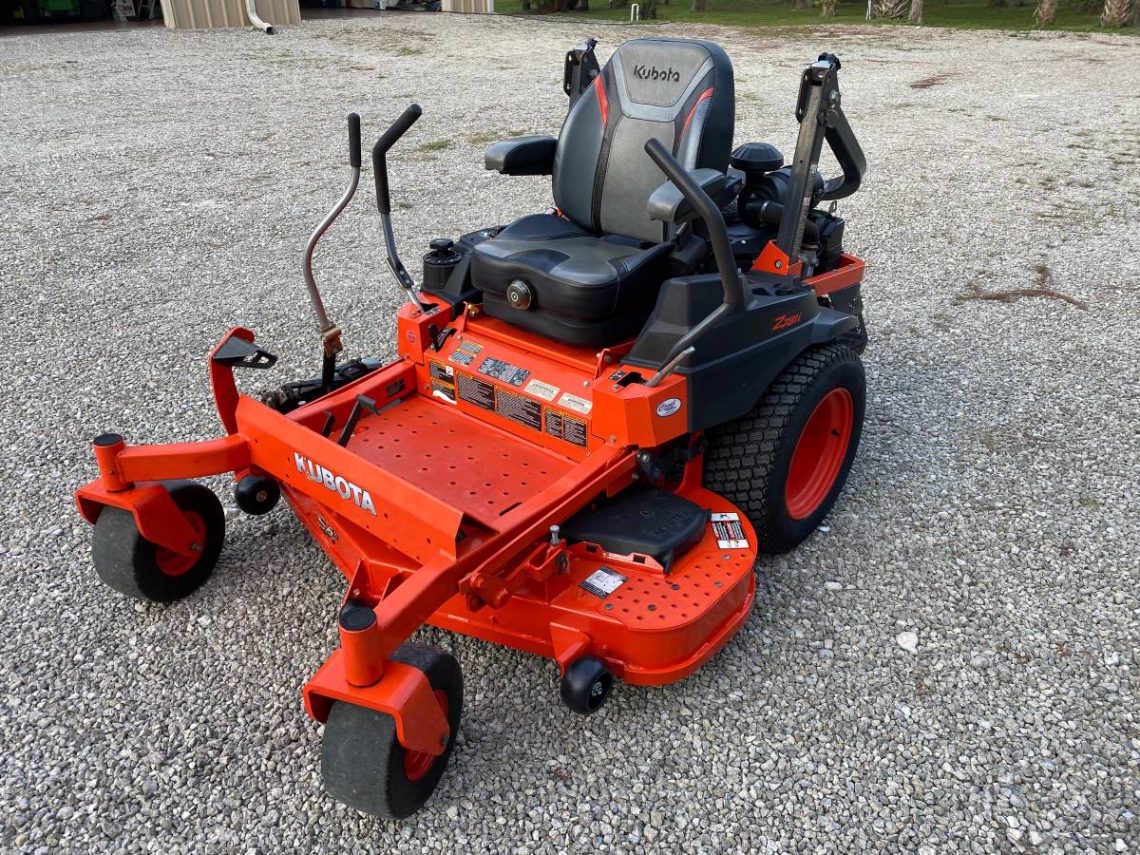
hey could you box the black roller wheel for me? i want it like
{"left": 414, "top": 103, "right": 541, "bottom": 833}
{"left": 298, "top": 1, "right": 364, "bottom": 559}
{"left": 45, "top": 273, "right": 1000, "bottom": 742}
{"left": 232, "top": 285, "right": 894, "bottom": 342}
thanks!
{"left": 92, "top": 480, "right": 225, "bottom": 603}
{"left": 234, "top": 474, "right": 280, "bottom": 516}
{"left": 704, "top": 341, "right": 865, "bottom": 554}
{"left": 322, "top": 643, "right": 462, "bottom": 819}
{"left": 560, "top": 656, "right": 613, "bottom": 715}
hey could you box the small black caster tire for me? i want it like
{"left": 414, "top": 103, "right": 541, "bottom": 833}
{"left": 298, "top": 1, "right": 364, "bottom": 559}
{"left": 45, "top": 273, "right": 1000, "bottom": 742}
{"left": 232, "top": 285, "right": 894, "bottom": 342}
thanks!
{"left": 560, "top": 656, "right": 613, "bottom": 715}
{"left": 234, "top": 474, "right": 280, "bottom": 515}
{"left": 321, "top": 643, "right": 462, "bottom": 819}
{"left": 91, "top": 480, "right": 225, "bottom": 603}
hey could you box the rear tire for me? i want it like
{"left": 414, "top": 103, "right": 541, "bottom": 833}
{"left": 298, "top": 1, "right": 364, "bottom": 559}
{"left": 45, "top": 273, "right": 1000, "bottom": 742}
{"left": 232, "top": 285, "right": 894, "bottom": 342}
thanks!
{"left": 92, "top": 481, "right": 225, "bottom": 602}
{"left": 321, "top": 643, "right": 462, "bottom": 819}
{"left": 704, "top": 342, "right": 865, "bottom": 554}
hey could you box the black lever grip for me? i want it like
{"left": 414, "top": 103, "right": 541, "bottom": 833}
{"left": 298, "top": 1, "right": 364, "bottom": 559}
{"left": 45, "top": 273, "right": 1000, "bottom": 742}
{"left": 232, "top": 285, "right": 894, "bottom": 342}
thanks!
{"left": 372, "top": 104, "right": 423, "bottom": 215}
{"left": 644, "top": 138, "right": 743, "bottom": 309}
{"left": 347, "top": 112, "right": 361, "bottom": 169}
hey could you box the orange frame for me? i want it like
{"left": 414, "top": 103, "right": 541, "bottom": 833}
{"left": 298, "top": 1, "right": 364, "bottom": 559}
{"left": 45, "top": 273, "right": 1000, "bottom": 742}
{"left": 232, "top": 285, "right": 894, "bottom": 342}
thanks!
{"left": 74, "top": 242, "right": 863, "bottom": 755}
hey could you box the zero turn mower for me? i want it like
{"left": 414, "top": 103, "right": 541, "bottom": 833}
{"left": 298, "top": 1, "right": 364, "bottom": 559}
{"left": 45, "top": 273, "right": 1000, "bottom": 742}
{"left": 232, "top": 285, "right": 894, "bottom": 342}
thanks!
{"left": 77, "top": 38, "right": 868, "bottom": 817}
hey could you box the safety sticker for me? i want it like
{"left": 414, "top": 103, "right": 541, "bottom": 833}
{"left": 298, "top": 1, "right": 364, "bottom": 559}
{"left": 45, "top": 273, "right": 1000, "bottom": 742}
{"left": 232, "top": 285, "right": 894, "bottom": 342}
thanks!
{"left": 457, "top": 374, "right": 495, "bottom": 411}
{"left": 449, "top": 338, "right": 484, "bottom": 367}
{"left": 580, "top": 566, "right": 626, "bottom": 598}
{"left": 711, "top": 512, "right": 749, "bottom": 549}
{"left": 479, "top": 356, "right": 531, "bottom": 387}
{"left": 558, "top": 392, "right": 592, "bottom": 415}
{"left": 429, "top": 361, "right": 455, "bottom": 381}
{"left": 524, "top": 378, "right": 560, "bottom": 402}
{"left": 545, "top": 410, "right": 587, "bottom": 448}
{"left": 495, "top": 388, "right": 542, "bottom": 431}
{"left": 431, "top": 380, "right": 456, "bottom": 404}
{"left": 563, "top": 416, "right": 587, "bottom": 447}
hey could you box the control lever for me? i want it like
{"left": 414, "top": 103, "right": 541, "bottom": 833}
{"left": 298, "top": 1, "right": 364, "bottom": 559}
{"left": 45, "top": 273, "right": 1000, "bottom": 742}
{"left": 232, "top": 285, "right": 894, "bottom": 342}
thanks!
{"left": 643, "top": 139, "right": 748, "bottom": 374}
{"left": 302, "top": 112, "right": 362, "bottom": 391}
{"left": 372, "top": 104, "right": 425, "bottom": 309}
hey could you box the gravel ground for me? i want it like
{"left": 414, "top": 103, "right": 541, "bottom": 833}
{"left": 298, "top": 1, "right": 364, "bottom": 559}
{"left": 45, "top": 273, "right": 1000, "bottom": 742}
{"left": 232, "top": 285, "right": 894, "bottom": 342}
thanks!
{"left": 1, "top": 13, "right": 1138, "bottom": 854}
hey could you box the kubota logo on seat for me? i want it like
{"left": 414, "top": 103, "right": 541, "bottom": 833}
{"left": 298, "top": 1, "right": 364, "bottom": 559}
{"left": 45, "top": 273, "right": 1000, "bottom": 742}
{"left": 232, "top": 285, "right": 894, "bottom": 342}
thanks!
{"left": 633, "top": 64, "right": 681, "bottom": 83}
{"left": 294, "top": 452, "right": 377, "bottom": 515}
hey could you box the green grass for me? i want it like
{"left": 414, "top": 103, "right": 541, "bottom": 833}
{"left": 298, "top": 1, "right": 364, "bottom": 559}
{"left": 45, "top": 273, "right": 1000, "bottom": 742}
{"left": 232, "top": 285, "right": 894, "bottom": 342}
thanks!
{"left": 494, "top": 0, "right": 1134, "bottom": 34}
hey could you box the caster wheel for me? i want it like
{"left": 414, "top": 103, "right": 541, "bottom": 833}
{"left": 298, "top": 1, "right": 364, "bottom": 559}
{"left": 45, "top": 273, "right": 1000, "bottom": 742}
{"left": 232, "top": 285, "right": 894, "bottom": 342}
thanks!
{"left": 92, "top": 480, "right": 225, "bottom": 603}
{"left": 234, "top": 474, "right": 280, "bottom": 516}
{"left": 322, "top": 643, "right": 462, "bottom": 818}
{"left": 560, "top": 656, "right": 613, "bottom": 715}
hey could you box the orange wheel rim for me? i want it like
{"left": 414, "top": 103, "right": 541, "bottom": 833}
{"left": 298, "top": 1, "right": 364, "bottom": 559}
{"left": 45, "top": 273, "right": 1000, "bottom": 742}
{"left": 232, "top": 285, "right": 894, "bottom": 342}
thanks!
{"left": 403, "top": 690, "right": 449, "bottom": 782}
{"left": 154, "top": 511, "right": 205, "bottom": 577}
{"left": 785, "top": 388, "right": 854, "bottom": 521}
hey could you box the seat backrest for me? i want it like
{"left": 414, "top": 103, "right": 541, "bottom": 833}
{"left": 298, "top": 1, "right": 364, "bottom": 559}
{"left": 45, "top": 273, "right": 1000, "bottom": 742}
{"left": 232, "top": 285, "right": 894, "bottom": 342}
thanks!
{"left": 551, "top": 38, "right": 735, "bottom": 246}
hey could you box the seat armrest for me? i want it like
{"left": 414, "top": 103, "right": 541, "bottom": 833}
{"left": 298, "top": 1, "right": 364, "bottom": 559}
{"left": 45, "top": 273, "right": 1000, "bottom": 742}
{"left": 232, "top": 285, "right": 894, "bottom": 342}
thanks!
{"left": 648, "top": 168, "right": 738, "bottom": 224}
{"left": 485, "top": 136, "right": 558, "bottom": 176}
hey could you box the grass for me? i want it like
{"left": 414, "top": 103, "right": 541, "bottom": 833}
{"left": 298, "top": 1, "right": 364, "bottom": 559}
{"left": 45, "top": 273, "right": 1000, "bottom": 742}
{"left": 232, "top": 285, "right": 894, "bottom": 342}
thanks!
{"left": 495, "top": 0, "right": 1135, "bottom": 34}
{"left": 418, "top": 139, "right": 454, "bottom": 152}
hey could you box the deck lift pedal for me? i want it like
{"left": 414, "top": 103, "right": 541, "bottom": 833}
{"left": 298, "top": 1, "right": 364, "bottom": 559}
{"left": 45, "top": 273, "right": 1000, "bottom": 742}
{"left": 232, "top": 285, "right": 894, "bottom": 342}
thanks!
{"left": 77, "top": 41, "right": 867, "bottom": 817}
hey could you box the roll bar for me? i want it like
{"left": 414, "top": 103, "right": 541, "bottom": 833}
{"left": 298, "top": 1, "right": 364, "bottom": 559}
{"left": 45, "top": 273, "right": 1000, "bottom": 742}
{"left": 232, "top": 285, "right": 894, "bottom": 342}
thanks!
{"left": 776, "top": 53, "right": 866, "bottom": 263}
{"left": 563, "top": 38, "right": 600, "bottom": 107}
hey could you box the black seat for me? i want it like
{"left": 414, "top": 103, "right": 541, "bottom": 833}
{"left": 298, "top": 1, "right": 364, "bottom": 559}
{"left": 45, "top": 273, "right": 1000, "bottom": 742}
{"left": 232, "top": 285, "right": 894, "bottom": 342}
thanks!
{"left": 472, "top": 38, "right": 735, "bottom": 347}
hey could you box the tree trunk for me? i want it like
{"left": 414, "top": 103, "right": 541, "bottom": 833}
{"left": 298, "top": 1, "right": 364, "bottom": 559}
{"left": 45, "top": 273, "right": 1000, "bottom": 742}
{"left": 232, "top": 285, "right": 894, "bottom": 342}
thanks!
{"left": 691, "top": 0, "right": 705, "bottom": 9}
{"left": 876, "top": 0, "right": 909, "bottom": 17}
{"left": 1100, "top": 0, "right": 1135, "bottom": 25}
{"left": 909, "top": 0, "right": 923, "bottom": 21}
{"left": 642, "top": 0, "right": 658, "bottom": 15}
{"left": 866, "top": 0, "right": 876, "bottom": 16}
{"left": 1033, "top": 0, "right": 1055, "bottom": 23}
{"left": 795, "top": 0, "right": 811, "bottom": 9}
{"left": 822, "top": 0, "right": 836, "bottom": 14}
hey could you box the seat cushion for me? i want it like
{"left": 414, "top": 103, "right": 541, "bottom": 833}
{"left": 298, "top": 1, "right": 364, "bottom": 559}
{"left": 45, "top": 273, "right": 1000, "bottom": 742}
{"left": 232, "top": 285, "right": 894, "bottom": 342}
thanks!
{"left": 472, "top": 213, "right": 671, "bottom": 347}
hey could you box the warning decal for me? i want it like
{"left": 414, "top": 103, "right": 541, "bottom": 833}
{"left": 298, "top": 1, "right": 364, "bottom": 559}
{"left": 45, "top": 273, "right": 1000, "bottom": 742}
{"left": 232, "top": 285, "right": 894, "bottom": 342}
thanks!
{"left": 558, "top": 392, "right": 592, "bottom": 415}
{"left": 431, "top": 380, "right": 456, "bottom": 404}
{"left": 563, "top": 417, "right": 587, "bottom": 447}
{"left": 479, "top": 356, "right": 530, "bottom": 387}
{"left": 496, "top": 388, "right": 542, "bottom": 431}
{"left": 711, "top": 512, "right": 749, "bottom": 549}
{"left": 457, "top": 374, "right": 495, "bottom": 411}
{"left": 580, "top": 566, "right": 626, "bottom": 598}
{"left": 545, "top": 410, "right": 587, "bottom": 448}
{"left": 524, "top": 378, "right": 560, "bottom": 402}
{"left": 449, "top": 338, "right": 484, "bottom": 367}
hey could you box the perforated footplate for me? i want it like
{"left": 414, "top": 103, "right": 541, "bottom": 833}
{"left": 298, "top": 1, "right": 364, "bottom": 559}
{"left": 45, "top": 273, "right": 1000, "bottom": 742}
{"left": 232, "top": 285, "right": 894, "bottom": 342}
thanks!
{"left": 556, "top": 486, "right": 756, "bottom": 635}
{"left": 344, "top": 396, "right": 573, "bottom": 527}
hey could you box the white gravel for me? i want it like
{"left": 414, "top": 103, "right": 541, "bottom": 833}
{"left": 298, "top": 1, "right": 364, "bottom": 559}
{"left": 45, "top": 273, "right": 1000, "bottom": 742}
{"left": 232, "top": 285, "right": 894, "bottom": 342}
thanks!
{"left": 1, "top": 13, "right": 1138, "bottom": 854}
